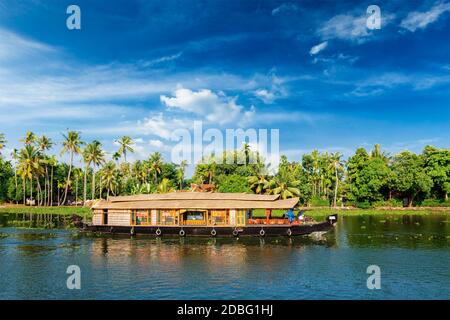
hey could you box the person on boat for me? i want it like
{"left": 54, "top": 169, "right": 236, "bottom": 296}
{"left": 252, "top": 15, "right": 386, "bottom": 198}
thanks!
{"left": 298, "top": 210, "right": 305, "bottom": 222}
{"left": 286, "top": 209, "right": 295, "bottom": 223}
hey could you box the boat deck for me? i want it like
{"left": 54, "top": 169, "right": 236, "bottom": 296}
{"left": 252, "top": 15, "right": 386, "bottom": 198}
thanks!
{"left": 83, "top": 217, "right": 336, "bottom": 237}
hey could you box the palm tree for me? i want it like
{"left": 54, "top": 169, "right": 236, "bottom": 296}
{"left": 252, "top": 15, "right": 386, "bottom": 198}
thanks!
{"left": 116, "top": 136, "right": 134, "bottom": 163}
{"left": 149, "top": 152, "right": 163, "bottom": 185}
{"left": 112, "top": 152, "right": 121, "bottom": 163}
{"left": 84, "top": 141, "right": 105, "bottom": 200}
{"left": 242, "top": 142, "right": 251, "bottom": 165}
{"left": 265, "top": 176, "right": 300, "bottom": 199}
{"left": 21, "top": 131, "right": 37, "bottom": 146}
{"left": 17, "top": 145, "right": 44, "bottom": 205}
{"left": 248, "top": 163, "right": 270, "bottom": 194}
{"left": 311, "top": 150, "right": 320, "bottom": 196}
{"left": 157, "top": 178, "right": 175, "bottom": 194}
{"left": 10, "top": 148, "right": 19, "bottom": 204}
{"left": 47, "top": 156, "right": 58, "bottom": 206}
{"left": 177, "top": 160, "right": 187, "bottom": 190}
{"left": 61, "top": 131, "right": 83, "bottom": 205}
{"left": 0, "top": 133, "right": 6, "bottom": 154}
{"left": 37, "top": 136, "right": 53, "bottom": 206}
{"left": 328, "top": 152, "right": 343, "bottom": 207}
{"left": 371, "top": 143, "right": 390, "bottom": 164}
{"left": 101, "top": 161, "right": 118, "bottom": 199}
{"left": 73, "top": 168, "right": 82, "bottom": 206}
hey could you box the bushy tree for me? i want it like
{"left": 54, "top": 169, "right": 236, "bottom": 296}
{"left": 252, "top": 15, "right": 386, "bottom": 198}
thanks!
{"left": 391, "top": 151, "right": 433, "bottom": 206}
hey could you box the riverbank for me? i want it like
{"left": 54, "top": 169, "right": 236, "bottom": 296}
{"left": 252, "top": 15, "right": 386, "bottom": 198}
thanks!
{"left": 0, "top": 205, "right": 90, "bottom": 217}
{"left": 1, "top": 205, "right": 448, "bottom": 218}
{"left": 253, "top": 207, "right": 450, "bottom": 220}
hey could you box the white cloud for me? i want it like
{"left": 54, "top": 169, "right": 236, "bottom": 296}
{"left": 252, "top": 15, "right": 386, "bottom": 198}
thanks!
{"left": 140, "top": 52, "right": 183, "bottom": 67}
{"left": 400, "top": 1, "right": 450, "bottom": 32}
{"left": 160, "top": 87, "right": 253, "bottom": 124}
{"left": 254, "top": 89, "right": 275, "bottom": 103}
{"left": 310, "top": 41, "right": 328, "bottom": 55}
{"left": 319, "top": 14, "right": 370, "bottom": 41}
{"left": 0, "top": 28, "right": 55, "bottom": 62}
{"left": 271, "top": 3, "right": 299, "bottom": 16}
{"left": 253, "top": 71, "right": 288, "bottom": 104}
{"left": 149, "top": 139, "right": 164, "bottom": 148}
{"left": 348, "top": 72, "right": 450, "bottom": 97}
{"left": 317, "top": 13, "right": 394, "bottom": 43}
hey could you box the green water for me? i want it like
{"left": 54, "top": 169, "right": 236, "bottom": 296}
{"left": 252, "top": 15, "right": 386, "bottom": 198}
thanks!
{"left": 0, "top": 214, "right": 449, "bottom": 299}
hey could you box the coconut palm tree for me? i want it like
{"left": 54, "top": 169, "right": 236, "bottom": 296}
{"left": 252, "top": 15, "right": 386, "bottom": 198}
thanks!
{"left": 112, "top": 151, "right": 121, "bottom": 163}
{"left": 10, "top": 148, "right": 19, "bottom": 204}
{"left": 0, "top": 133, "right": 6, "bottom": 154}
{"left": 37, "top": 136, "right": 53, "bottom": 206}
{"left": 248, "top": 163, "right": 270, "bottom": 194}
{"left": 47, "top": 156, "right": 58, "bottom": 206}
{"left": 17, "top": 145, "right": 44, "bottom": 205}
{"left": 371, "top": 143, "right": 390, "bottom": 164}
{"left": 60, "top": 131, "right": 83, "bottom": 205}
{"left": 149, "top": 152, "right": 163, "bottom": 185}
{"left": 116, "top": 136, "right": 134, "bottom": 163}
{"left": 242, "top": 142, "right": 252, "bottom": 165}
{"left": 101, "top": 161, "right": 118, "bottom": 199}
{"left": 157, "top": 178, "right": 175, "bottom": 194}
{"left": 177, "top": 160, "right": 187, "bottom": 190}
{"left": 73, "top": 168, "right": 82, "bottom": 206}
{"left": 20, "top": 131, "right": 37, "bottom": 146}
{"left": 265, "top": 176, "right": 300, "bottom": 199}
{"left": 84, "top": 140, "right": 105, "bottom": 200}
{"left": 328, "top": 152, "right": 343, "bottom": 207}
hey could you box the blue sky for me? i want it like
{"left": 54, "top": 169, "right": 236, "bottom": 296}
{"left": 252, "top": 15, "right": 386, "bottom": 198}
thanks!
{"left": 1, "top": 0, "right": 450, "bottom": 168}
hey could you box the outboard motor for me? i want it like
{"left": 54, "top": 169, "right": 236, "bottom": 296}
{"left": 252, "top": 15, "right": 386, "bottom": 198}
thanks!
{"left": 327, "top": 214, "right": 338, "bottom": 225}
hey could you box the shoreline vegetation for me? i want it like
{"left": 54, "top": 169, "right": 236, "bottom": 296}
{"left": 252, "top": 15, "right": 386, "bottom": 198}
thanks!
{"left": 0, "top": 131, "right": 449, "bottom": 227}
{"left": 0, "top": 205, "right": 448, "bottom": 219}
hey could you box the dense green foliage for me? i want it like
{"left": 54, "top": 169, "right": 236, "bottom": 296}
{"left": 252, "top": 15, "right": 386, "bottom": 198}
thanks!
{"left": 0, "top": 132, "right": 449, "bottom": 208}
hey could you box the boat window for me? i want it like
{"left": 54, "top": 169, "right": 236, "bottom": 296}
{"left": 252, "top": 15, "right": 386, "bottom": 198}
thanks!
{"left": 209, "top": 210, "right": 228, "bottom": 225}
{"left": 183, "top": 210, "right": 206, "bottom": 225}
{"left": 131, "top": 210, "right": 150, "bottom": 225}
{"left": 160, "top": 210, "right": 179, "bottom": 225}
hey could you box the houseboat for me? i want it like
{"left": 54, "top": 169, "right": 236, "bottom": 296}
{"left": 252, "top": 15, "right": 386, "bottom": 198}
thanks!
{"left": 83, "top": 192, "right": 337, "bottom": 237}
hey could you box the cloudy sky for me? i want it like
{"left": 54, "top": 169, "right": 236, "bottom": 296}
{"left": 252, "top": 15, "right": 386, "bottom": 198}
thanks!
{"left": 1, "top": 0, "right": 450, "bottom": 168}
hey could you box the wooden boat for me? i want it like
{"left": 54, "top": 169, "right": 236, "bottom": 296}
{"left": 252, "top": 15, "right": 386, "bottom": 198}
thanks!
{"left": 82, "top": 193, "right": 337, "bottom": 237}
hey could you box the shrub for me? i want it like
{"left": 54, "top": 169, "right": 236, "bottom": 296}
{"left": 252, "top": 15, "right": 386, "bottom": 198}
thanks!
{"left": 356, "top": 201, "right": 372, "bottom": 209}
{"left": 372, "top": 199, "right": 403, "bottom": 208}
{"left": 419, "top": 199, "right": 450, "bottom": 207}
{"left": 309, "top": 197, "right": 329, "bottom": 207}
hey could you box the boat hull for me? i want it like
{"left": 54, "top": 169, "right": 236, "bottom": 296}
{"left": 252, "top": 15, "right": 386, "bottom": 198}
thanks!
{"left": 81, "top": 215, "right": 337, "bottom": 237}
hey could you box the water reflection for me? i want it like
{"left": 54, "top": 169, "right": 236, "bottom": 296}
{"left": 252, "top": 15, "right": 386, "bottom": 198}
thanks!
{"left": 0, "top": 214, "right": 449, "bottom": 299}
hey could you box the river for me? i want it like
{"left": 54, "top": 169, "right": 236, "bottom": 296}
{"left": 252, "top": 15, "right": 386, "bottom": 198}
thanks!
{"left": 0, "top": 214, "right": 449, "bottom": 299}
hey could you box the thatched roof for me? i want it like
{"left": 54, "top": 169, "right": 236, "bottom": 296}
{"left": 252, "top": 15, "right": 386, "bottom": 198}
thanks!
{"left": 93, "top": 197, "right": 298, "bottom": 210}
{"left": 108, "top": 193, "right": 280, "bottom": 202}
{"left": 93, "top": 192, "right": 298, "bottom": 210}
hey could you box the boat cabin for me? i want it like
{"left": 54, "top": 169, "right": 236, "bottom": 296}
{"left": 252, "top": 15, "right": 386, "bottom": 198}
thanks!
{"left": 91, "top": 192, "right": 299, "bottom": 228}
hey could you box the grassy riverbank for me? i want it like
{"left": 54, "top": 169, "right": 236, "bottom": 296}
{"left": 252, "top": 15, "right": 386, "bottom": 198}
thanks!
{"left": 0, "top": 205, "right": 448, "bottom": 224}
{"left": 0, "top": 206, "right": 91, "bottom": 217}
{"left": 252, "top": 207, "right": 450, "bottom": 220}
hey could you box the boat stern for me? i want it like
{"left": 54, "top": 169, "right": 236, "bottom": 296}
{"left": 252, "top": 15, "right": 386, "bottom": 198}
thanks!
{"left": 327, "top": 214, "right": 338, "bottom": 225}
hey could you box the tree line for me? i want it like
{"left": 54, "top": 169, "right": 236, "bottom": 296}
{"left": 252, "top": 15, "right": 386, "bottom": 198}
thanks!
{"left": 0, "top": 131, "right": 449, "bottom": 207}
